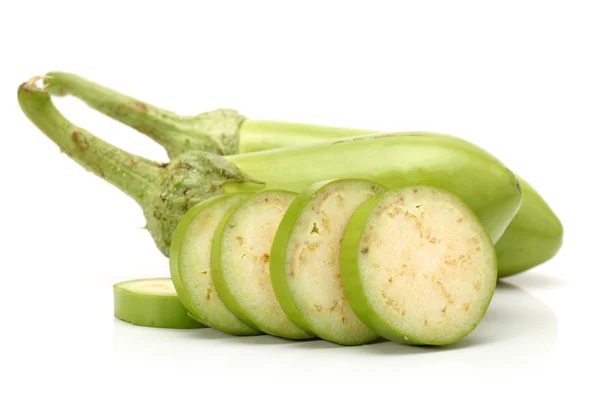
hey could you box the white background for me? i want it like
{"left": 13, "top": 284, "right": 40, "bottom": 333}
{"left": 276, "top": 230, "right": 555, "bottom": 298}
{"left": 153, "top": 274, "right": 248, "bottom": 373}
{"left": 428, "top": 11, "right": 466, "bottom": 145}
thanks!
{"left": 1, "top": 0, "right": 598, "bottom": 398}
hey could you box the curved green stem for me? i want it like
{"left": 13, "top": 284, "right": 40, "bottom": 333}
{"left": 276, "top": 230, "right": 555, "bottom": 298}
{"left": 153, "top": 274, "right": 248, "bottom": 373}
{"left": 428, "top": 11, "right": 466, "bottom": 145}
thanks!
{"left": 44, "top": 72, "right": 244, "bottom": 157}
{"left": 18, "top": 77, "right": 160, "bottom": 205}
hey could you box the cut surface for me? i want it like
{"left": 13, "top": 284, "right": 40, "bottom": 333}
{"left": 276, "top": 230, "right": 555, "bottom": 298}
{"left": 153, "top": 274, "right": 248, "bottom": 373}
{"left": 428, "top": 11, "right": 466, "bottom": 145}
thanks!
{"left": 113, "top": 278, "right": 205, "bottom": 329}
{"left": 341, "top": 186, "right": 497, "bottom": 345}
{"left": 116, "top": 278, "right": 179, "bottom": 296}
{"left": 213, "top": 191, "right": 313, "bottom": 339}
{"left": 273, "top": 179, "right": 385, "bottom": 345}
{"left": 171, "top": 194, "right": 260, "bottom": 336}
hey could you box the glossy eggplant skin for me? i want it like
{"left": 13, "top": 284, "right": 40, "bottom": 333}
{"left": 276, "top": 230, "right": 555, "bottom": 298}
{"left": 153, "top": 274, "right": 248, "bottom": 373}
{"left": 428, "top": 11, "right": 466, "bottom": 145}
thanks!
{"left": 494, "top": 177, "right": 563, "bottom": 277}
{"left": 227, "top": 132, "right": 522, "bottom": 245}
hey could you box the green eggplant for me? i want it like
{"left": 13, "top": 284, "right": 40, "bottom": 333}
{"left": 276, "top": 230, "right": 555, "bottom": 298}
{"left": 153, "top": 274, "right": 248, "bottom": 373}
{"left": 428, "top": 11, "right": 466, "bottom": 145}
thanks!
{"left": 38, "top": 73, "right": 563, "bottom": 277}
{"left": 19, "top": 77, "right": 520, "bottom": 264}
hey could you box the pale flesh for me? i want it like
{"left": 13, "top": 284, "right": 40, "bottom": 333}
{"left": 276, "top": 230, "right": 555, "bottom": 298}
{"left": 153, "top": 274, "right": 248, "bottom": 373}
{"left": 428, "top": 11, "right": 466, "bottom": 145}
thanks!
{"left": 285, "top": 181, "right": 384, "bottom": 344}
{"left": 358, "top": 187, "right": 496, "bottom": 344}
{"left": 220, "top": 192, "right": 311, "bottom": 338}
{"left": 180, "top": 196, "right": 258, "bottom": 335}
{"left": 116, "top": 278, "right": 178, "bottom": 296}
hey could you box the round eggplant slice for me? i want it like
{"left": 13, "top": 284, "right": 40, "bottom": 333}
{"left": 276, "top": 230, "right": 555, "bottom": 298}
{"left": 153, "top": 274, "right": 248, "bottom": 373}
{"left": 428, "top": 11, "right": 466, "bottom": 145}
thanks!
{"left": 170, "top": 194, "right": 261, "bottom": 336}
{"left": 271, "top": 179, "right": 386, "bottom": 345}
{"left": 341, "top": 186, "right": 497, "bottom": 345}
{"left": 113, "top": 278, "right": 205, "bottom": 329}
{"left": 211, "top": 190, "right": 314, "bottom": 339}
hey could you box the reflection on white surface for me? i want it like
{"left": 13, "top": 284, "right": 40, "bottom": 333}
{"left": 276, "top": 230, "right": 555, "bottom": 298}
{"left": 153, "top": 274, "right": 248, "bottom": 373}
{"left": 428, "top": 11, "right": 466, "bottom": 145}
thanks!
{"left": 112, "top": 282, "right": 557, "bottom": 373}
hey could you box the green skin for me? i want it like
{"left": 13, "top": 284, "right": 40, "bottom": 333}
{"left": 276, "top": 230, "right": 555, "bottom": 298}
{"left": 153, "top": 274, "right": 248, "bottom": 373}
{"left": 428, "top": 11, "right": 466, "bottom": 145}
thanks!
{"left": 494, "top": 178, "right": 563, "bottom": 276}
{"left": 225, "top": 133, "right": 521, "bottom": 244}
{"left": 169, "top": 194, "right": 261, "bottom": 336}
{"left": 270, "top": 179, "right": 385, "bottom": 345}
{"left": 113, "top": 279, "right": 205, "bottom": 329}
{"left": 19, "top": 79, "right": 519, "bottom": 255}
{"left": 339, "top": 187, "right": 497, "bottom": 345}
{"left": 210, "top": 190, "right": 314, "bottom": 339}
{"left": 35, "top": 73, "right": 562, "bottom": 277}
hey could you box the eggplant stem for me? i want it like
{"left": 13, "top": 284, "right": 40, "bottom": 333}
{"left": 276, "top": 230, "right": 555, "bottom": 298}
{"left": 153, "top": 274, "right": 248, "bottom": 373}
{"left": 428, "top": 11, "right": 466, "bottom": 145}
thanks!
{"left": 44, "top": 72, "right": 244, "bottom": 158}
{"left": 18, "top": 77, "right": 160, "bottom": 205}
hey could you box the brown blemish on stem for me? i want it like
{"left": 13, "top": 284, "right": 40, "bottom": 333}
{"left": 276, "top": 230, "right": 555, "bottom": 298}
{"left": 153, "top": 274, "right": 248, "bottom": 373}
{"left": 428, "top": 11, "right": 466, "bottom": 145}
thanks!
{"left": 236, "top": 236, "right": 244, "bottom": 245}
{"left": 261, "top": 253, "right": 270, "bottom": 263}
{"left": 132, "top": 102, "right": 148, "bottom": 113}
{"left": 457, "top": 217, "right": 463, "bottom": 223}
{"left": 200, "top": 271, "right": 208, "bottom": 275}
{"left": 206, "top": 288, "right": 213, "bottom": 300}
{"left": 71, "top": 131, "right": 89, "bottom": 151}
{"left": 463, "top": 302, "right": 471, "bottom": 312}
{"left": 361, "top": 247, "right": 369, "bottom": 254}
{"left": 314, "top": 304, "right": 323, "bottom": 312}
{"left": 473, "top": 280, "right": 482, "bottom": 291}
